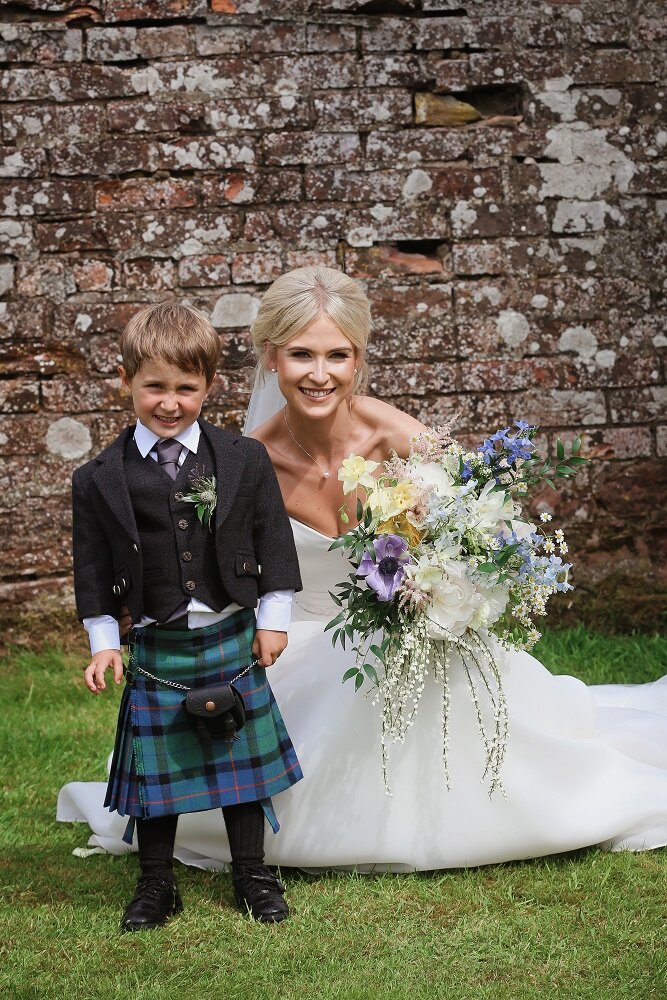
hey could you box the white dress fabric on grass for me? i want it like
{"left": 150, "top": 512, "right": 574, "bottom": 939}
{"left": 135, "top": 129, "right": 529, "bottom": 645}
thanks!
{"left": 58, "top": 517, "right": 667, "bottom": 870}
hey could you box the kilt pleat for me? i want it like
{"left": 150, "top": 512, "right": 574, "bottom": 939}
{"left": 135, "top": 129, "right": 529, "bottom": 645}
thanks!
{"left": 105, "top": 609, "right": 302, "bottom": 836}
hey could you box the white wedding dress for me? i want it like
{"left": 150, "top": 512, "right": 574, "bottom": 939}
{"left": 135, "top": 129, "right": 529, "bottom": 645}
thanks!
{"left": 58, "top": 516, "right": 667, "bottom": 870}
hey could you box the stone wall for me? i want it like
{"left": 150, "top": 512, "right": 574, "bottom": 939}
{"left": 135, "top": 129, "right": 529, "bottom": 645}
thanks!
{"left": 1, "top": 0, "right": 665, "bottom": 637}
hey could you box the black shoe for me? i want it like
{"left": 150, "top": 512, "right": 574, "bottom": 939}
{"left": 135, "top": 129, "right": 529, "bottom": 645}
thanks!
{"left": 232, "top": 863, "right": 289, "bottom": 923}
{"left": 121, "top": 873, "right": 183, "bottom": 932}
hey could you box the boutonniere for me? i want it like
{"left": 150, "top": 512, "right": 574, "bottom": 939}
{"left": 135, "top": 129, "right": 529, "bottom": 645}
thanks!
{"left": 181, "top": 467, "right": 217, "bottom": 531}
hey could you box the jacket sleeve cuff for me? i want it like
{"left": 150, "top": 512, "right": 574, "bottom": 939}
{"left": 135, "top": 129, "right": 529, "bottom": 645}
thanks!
{"left": 83, "top": 615, "right": 121, "bottom": 655}
{"left": 256, "top": 590, "right": 294, "bottom": 633}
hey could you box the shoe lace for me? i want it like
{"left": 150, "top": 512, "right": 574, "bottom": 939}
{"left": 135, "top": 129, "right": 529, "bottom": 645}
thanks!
{"left": 233, "top": 864, "right": 285, "bottom": 894}
{"left": 134, "top": 873, "right": 174, "bottom": 900}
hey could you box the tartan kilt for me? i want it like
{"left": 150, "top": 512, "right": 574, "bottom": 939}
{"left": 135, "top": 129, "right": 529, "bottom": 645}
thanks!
{"left": 105, "top": 609, "right": 302, "bottom": 837}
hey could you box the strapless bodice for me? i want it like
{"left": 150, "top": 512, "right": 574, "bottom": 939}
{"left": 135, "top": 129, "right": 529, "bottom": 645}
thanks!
{"left": 289, "top": 518, "right": 349, "bottom": 620}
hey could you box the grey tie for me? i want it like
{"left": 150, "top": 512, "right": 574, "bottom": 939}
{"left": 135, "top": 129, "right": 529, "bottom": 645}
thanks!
{"left": 155, "top": 438, "right": 182, "bottom": 480}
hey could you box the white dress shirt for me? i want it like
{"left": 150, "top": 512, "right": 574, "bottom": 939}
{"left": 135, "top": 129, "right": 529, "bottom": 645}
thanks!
{"left": 83, "top": 419, "right": 293, "bottom": 654}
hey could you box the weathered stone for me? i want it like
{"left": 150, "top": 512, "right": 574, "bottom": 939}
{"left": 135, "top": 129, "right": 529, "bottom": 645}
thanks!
{"left": 0, "top": 148, "right": 48, "bottom": 179}
{"left": 0, "top": 24, "right": 82, "bottom": 64}
{"left": 72, "top": 259, "right": 118, "bottom": 292}
{"left": 244, "top": 206, "right": 345, "bottom": 243}
{"left": 50, "top": 140, "right": 158, "bottom": 177}
{"left": 1, "top": 180, "right": 94, "bottom": 216}
{"left": 2, "top": 104, "right": 105, "bottom": 146}
{"left": 304, "top": 168, "right": 402, "bottom": 203}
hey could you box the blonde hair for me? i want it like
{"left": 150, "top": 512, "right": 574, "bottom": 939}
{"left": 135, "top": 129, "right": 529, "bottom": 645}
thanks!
{"left": 250, "top": 266, "right": 372, "bottom": 393}
{"left": 120, "top": 301, "right": 220, "bottom": 384}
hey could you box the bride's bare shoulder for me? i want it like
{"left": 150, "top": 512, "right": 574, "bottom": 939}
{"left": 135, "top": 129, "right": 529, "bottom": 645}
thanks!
{"left": 354, "top": 396, "right": 429, "bottom": 458}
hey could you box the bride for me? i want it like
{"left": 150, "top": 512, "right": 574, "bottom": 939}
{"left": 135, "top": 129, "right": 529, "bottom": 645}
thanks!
{"left": 59, "top": 266, "right": 667, "bottom": 869}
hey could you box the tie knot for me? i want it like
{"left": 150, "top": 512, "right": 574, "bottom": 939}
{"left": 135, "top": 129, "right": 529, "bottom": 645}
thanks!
{"left": 156, "top": 438, "right": 182, "bottom": 465}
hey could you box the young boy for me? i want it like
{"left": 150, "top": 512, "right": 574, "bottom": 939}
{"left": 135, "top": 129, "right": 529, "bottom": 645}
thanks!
{"left": 72, "top": 301, "right": 302, "bottom": 931}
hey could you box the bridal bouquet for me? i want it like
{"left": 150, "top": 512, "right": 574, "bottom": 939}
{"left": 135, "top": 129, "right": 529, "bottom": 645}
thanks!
{"left": 326, "top": 419, "right": 586, "bottom": 794}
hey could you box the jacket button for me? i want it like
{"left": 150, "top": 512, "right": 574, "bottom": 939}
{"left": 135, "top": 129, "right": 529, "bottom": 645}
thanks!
{"left": 178, "top": 519, "right": 188, "bottom": 530}
{"left": 112, "top": 584, "right": 121, "bottom": 596}
{"left": 243, "top": 561, "right": 249, "bottom": 572}
{"left": 185, "top": 580, "right": 196, "bottom": 592}
{"left": 132, "top": 543, "right": 139, "bottom": 552}
{"left": 174, "top": 492, "right": 184, "bottom": 501}
{"left": 182, "top": 551, "right": 192, "bottom": 562}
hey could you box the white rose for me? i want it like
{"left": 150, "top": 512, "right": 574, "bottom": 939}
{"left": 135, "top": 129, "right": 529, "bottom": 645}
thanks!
{"left": 469, "top": 581, "right": 510, "bottom": 630}
{"left": 466, "top": 480, "right": 514, "bottom": 533}
{"left": 425, "top": 563, "right": 483, "bottom": 639}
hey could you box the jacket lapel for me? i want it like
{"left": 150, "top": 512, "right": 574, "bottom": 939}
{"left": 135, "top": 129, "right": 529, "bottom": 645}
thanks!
{"left": 199, "top": 419, "right": 245, "bottom": 528}
{"left": 91, "top": 426, "right": 139, "bottom": 542}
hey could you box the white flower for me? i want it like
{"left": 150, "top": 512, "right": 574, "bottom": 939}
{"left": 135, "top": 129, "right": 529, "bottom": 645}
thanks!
{"left": 425, "top": 563, "right": 483, "bottom": 639}
{"left": 405, "top": 554, "right": 444, "bottom": 593}
{"left": 470, "top": 580, "right": 510, "bottom": 630}
{"left": 467, "top": 480, "right": 515, "bottom": 533}
{"left": 412, "top": 458, "right": 459, "bottom": 499}
{"left": 539, "top": 512, "right": 553, "bottom": 522}
{"left": 338, "top": 454, "right": 380, "bottom": 494}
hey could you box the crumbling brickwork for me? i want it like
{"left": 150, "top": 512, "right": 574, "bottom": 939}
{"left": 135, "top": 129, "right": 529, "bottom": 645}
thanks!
{"left": 1, "top": 0, "right": 665, "bottom": 634}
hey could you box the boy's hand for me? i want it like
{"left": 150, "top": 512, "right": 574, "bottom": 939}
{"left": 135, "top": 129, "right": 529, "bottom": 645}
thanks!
{"left": 252, "top": 629, "right": 288, "bottom": 668}
{"left": 119, "top": 604, "right": 133, "bottom": 639}
{"left": 83, "top": 649, "right": 124, "bottom": 694}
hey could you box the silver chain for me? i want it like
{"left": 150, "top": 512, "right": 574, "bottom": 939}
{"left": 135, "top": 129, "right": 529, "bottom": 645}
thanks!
{"left": 131, "top": 659, "right": 258, "bottom": 692}
{"left": 283, "top": 410, "right": 332, "bottom": 479}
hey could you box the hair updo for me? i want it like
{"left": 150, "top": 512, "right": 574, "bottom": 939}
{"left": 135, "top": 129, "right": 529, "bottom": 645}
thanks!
{"left": 250, "top": 266, "right": 372, "bottom": 394}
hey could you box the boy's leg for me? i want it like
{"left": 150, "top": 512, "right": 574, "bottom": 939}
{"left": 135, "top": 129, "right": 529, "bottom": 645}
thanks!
{"left": 222, "top": 802, "right": 289, "bottom": 923}
{"left": 121, "top": 815, "right": 183, "bottom": 932}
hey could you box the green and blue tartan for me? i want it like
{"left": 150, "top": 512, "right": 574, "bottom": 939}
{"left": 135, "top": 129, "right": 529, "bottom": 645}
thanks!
{"left": 105, "top": 609, "right": 302, "bottom": 844}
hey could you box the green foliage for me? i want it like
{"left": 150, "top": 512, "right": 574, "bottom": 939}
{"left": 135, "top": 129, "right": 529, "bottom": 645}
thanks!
{"left": 0, "top": 636, "right": 665, "bottom": 1000}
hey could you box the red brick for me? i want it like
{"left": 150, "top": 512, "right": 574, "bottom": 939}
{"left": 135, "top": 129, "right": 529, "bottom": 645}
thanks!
{"left": 104, "top": 0, "right": 206, "bottom": 21}
{"left": 123, "top": 258, "right": 176, "bottom": 291}
{"left": 0, "top": 379, "right": 41, "bottom": 413}
{"left": 313, "top": 90, "right": 412, "bottom": 129}
{"left": 0, "top": 24, "right": 82, "bottom": 64}
{"left": 202, "top": 170, "right": 303, "bottom": 205}
{"left": 157, "top": 136, "right": 258, "bottom": 171}
{"left": 0, "top": 180, "right": 94, "bottom": 215}
{"left": 264, "top": 132, "right": 361, "bottom": 167}
{"left": 178, "top": 255, "right": 231, "bottom": 287}
{"left": 0, "top": 65, "right": 128, "bottom": 102}
{"left": 50, "top": 140, "right": 158, "bottom": 177}
{"left": 1, "top": 104, "right": 104, "bottom": 146}
{"left": 231, "top": 252, "right": 283, "bottom": 285}
{"left": 304, "top": 168, "right": 402, "bottom": 203}
{"left": 244, "top": 206, "right": 345, "bottom": 244}
{"left": 0, "top": 147, "right": 48, "bottom": 178}
{"left": 95, "top": 178, "right": 197, "bottom": 212}
{"left": 585, "top": 426, "right": 653, "bottom": 460}
{"left": 72, "top": 259, "right": 118, "bottom": 292}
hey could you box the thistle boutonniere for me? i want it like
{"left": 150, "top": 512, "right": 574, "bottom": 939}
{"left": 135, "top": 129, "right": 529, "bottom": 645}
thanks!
{"left": 181, "top": 466, "right": 217, "bottom": 532}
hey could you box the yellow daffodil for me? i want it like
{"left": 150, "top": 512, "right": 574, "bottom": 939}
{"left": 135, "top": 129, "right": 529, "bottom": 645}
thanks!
{"left": 338, "top": 453, "right": 380, "bottom": 495}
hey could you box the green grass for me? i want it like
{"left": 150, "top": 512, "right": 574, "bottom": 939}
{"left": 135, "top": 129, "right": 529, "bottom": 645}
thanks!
{"left": 1, "top": 630, "right": 666, "bottom": 1000}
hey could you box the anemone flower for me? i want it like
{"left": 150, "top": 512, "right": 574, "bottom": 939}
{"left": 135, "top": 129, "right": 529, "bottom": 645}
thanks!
{"left": 357, "top": 534, "right": 411, "bottom": 602}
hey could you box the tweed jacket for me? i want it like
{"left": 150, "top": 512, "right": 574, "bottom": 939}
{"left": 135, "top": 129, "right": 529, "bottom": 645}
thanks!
{"left": 72, "top": 418, "right": 302, "bottom": 623}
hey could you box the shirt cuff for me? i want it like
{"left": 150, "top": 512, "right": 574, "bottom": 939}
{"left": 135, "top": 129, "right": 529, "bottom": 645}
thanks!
{"left": 83, "top": 615, "right": 121, "bottom": 656}
{"left": 256, "top": 590, "right": 294, "bottom": 633}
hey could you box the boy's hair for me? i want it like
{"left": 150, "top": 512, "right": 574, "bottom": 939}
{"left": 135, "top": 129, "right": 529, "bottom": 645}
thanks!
{"left": 120, "top": 301, "right": 220, "bottom": 384}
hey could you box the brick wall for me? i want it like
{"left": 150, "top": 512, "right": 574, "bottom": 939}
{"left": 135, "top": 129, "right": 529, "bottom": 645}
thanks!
{"left": 1, "top": 0, "right": 665, "bottom": 635}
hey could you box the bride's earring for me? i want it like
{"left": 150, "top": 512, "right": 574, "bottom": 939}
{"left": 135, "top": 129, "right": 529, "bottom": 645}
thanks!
{"left": 270, "top": 368, "right": 277, "bottom": 373}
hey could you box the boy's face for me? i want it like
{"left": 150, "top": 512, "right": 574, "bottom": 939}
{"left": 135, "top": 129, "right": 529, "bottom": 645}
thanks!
{"left": 119, "top": 359, "right": 212, "bottom": 439}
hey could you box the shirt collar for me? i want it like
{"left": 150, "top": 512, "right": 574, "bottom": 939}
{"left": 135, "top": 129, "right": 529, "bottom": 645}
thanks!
{"left": 134, "top": 419, "right": 201, "bottom": 459}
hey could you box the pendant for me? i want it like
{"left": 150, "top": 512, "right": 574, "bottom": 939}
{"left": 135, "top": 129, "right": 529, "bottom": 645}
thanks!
{"left": 322, "top": 470, "right": 330, "bottom": 479}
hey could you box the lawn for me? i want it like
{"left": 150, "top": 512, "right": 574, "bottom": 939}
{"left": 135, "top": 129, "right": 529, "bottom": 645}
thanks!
{"left": 1, "top": 629, "right": 665, "bottom": 1000}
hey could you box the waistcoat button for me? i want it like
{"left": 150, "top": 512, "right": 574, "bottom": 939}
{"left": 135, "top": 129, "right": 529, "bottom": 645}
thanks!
{"left": 174, "top": 492, "right": 184, "bottom": 501}
{"left": 182, "top": 551, "right": 192, "bottom": 562}
{"left": 185, "top": 580, "right": 196, "bottom": 592}
{"left": 178, "top": 519, "right": 188, "bottom": 530}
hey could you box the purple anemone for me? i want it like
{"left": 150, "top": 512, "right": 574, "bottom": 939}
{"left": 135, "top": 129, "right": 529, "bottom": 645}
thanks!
{"left": 357, "top": 534, "right": 411, "bottom": 602}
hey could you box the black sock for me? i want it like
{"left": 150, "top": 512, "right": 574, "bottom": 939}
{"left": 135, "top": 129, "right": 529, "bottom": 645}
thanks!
{"left": 136, "top": 815, "right": 178, "bottom": 878}
{"left": 222, "top": 802, "right": 265, "bottom": 866}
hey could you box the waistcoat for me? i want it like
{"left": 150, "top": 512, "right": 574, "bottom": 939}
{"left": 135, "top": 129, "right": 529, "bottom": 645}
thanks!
{"left": 124, "top": 436, "right": 229, "bottom": 621}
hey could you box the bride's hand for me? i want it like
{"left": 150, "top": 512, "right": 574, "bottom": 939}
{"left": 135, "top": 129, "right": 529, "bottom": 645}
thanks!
{"left": 252, "top": 629, "right": 288, "bottom": 668}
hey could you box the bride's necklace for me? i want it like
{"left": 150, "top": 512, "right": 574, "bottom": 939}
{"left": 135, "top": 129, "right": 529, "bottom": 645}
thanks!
{"left": 284, "top": 410, "right": 336, "bottom": 480}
